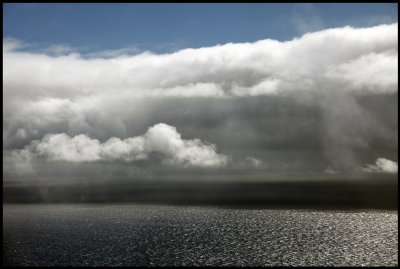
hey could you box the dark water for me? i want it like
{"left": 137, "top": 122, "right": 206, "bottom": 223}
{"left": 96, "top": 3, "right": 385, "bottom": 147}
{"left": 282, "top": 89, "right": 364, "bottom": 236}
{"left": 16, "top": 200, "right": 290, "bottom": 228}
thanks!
{"left": 3, "top": 204, "right": 398, "bottom": 266}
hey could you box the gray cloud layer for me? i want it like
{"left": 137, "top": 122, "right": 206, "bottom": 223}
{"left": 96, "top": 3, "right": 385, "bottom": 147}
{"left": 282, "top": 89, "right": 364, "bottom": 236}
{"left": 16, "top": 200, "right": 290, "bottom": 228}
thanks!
{"left": 3, "top": 23, "right": 398, "bottom": 180}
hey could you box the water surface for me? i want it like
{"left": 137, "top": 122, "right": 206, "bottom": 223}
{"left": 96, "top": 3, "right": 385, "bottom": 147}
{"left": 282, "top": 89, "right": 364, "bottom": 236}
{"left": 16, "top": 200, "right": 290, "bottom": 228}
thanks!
{"left": 3, "top": 204, "right": 398, "bottom": 266}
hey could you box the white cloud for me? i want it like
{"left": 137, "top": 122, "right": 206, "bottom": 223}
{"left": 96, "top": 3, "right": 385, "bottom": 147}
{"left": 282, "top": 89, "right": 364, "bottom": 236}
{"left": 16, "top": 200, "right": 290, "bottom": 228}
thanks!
{"left": 8, "top": 123, "right": 230, "bottom": 168}
{"left": 363, "top": 158, "right": 398, "bottom": 173}
{"left": 325, "top": 51, "right": 397, "bottom": 93}
{"left": 3, "top": 37, "right": 28, "bottom": 52}
{"left": 3, "top": 23, "right": 397, "bottom": 104}
{"left": 34, "top": 133, "right": 102, "bottom": 162}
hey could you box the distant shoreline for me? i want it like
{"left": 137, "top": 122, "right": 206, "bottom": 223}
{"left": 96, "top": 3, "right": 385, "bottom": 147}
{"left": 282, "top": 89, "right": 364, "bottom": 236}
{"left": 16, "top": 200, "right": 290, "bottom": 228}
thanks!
{"left": 4, "top": 177, "right": 397, "bottom": 210}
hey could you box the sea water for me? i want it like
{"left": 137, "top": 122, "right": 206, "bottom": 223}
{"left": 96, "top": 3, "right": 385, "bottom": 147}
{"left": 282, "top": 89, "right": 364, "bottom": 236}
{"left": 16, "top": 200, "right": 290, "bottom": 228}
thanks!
{"left": 3, "top": 204, "right": 398, "bottom": 266}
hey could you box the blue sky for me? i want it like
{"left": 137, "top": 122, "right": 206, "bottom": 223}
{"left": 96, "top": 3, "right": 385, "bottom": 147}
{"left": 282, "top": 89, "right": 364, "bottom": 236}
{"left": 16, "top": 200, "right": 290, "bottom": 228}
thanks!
{"left": 3, "top": 3, "right": 398, "bottom": 54}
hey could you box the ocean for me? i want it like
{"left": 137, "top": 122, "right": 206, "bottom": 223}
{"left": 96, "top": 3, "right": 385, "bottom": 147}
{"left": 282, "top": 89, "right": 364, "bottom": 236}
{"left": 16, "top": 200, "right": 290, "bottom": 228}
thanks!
{"left": 3, "top": 204, "right": 398, "bottom": 266}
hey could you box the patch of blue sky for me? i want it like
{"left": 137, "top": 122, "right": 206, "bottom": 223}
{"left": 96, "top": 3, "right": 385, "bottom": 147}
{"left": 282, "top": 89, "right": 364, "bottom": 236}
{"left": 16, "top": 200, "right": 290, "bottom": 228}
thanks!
{"left": 3, "top": 3, "right": 398, "bottom": 56}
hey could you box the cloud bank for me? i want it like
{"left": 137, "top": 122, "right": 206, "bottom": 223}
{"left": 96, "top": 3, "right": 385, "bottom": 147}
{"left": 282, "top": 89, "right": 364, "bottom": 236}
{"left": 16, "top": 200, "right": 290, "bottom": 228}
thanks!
{"left": 3, "top": 23, "right": 397, "bottom": 101}
{"left": 3, "top": 23, "right": 398, "bottom": 180}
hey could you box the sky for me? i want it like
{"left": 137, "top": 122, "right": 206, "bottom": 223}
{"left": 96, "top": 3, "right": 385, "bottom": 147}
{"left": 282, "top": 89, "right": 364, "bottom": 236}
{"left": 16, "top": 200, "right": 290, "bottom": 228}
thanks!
{"left": 3, "top": 3, "right": 398, "bottom": 184}
{"left": 3, "top": 3, "right": 398, "bottom": 53}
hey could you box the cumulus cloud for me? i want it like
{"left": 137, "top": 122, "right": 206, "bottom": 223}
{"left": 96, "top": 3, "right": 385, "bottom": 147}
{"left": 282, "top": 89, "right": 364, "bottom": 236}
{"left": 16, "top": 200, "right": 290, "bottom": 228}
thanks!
{"left": 7, "top": 123, "right": 230, "bottom": 168}
{"left": 363, "top": 158, "right": 398, "bottom": 173}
